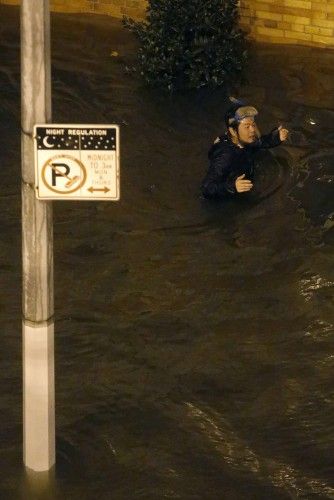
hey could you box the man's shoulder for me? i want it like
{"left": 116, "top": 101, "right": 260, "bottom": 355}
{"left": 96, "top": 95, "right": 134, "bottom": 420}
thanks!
{"left": 213, "top": 134, "right": 230, "bottom": 146}
{"left": 209, "top": 134, "right": 234, "bottom": 157}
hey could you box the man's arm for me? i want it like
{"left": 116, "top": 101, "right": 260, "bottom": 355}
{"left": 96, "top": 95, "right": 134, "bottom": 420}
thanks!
{"left": 254, "top": 125, "right": 289, "bottom": 149}
{"left": 202, "top": 148, "right": 237, "bottom": 198}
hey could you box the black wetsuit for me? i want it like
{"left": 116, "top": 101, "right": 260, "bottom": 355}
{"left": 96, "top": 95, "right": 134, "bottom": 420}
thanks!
{"left": 201, "top": 129, "right": 282, "bottom": 199}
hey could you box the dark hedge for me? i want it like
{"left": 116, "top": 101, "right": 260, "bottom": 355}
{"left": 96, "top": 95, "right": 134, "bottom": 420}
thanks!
{"left": 123, "top": 0, "right": 248, "bottom": 91}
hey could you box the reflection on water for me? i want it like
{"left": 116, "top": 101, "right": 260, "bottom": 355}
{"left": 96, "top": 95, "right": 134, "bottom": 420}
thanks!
{"left": 184, "top": 401, "right": 334, "bottom": 498}
{"left": 0, "top": 5, "right": 334, "bottom": 499}
{"left": 300, "top": 274, "right": 334, "bottom": 302}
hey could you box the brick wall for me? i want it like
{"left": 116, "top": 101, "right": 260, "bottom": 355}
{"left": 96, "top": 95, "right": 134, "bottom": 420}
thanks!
{"left": 0, "top": 0, "right": 148, "bottom": 19}
{"left": 239, "top": 0, "right": 334, "bottom": 48}
{"left": 2, "top": 0, "right": 334, "bottom": 48}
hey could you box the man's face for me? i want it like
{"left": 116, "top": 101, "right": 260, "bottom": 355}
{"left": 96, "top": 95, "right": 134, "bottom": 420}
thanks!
{"left": 237, "top": 117, "right": 259, "bottom": 144}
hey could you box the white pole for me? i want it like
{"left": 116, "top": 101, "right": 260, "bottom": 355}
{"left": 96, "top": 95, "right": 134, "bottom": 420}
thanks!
{"left": 21, "top": 0, "right": 55, "bottom": 471}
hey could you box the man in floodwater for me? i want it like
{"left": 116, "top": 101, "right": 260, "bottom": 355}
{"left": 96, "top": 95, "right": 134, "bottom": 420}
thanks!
{"left": 201, "top": 99, "right": 289, "bottom": 199}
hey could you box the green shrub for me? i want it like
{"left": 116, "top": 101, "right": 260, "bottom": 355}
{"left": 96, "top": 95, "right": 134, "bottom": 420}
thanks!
{"left": 123, "top": 0, "right": 248, "bottom": 91}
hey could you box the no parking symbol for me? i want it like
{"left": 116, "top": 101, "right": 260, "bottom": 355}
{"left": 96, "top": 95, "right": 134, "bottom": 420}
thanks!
{"left": 41, "top": 155, "right": 87, "bottom": 194}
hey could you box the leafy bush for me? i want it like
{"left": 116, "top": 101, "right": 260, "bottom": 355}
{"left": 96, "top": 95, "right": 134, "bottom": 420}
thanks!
{"left": 123, "top": 0, "right": 248, "bottom": 91}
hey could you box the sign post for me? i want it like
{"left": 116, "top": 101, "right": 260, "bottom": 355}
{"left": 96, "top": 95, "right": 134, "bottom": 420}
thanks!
{"left": 21, "top": 0, "right": 55, "bottom": 471}
{"left": 21, "top": 2, "right": 120, "bottom": 474}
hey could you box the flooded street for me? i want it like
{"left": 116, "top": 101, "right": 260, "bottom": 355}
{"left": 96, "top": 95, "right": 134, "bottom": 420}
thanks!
{"left": 1, "top": 5, "right": 334, "bottom": 499}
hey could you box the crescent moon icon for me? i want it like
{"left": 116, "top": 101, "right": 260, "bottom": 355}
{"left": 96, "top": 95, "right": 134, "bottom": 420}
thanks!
{"left": 43, "top": 136, "right": 55, "bottom": 148}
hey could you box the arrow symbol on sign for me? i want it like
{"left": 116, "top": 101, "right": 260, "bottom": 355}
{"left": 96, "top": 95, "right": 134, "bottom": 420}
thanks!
{"left": 87, "top": 186, "right": 110, "bottom": 193}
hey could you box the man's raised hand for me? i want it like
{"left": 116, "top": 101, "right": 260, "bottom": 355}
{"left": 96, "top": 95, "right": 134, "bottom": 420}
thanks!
{"left": 278, "top": 125, "right": 289, "bottom": 142}
{"left": 235, "top": 174, "right": 253, "bottom": 193}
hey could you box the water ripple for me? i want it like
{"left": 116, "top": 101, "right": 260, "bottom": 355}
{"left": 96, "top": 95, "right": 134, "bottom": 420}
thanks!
{"left": 184, "top": 402, "right": 334, "bottom": 498}
{"left": 299, "top": 274, "right": 334, "bottom": 302}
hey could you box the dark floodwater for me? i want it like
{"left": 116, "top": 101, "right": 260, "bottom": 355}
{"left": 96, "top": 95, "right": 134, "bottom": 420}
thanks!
{"left": 1, "top": 5, "right": 334, "bottom": 499}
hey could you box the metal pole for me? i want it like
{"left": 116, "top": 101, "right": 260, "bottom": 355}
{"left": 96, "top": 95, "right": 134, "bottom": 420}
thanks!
{"left": 21, "top": 0, "right": 55, "bottom": 471}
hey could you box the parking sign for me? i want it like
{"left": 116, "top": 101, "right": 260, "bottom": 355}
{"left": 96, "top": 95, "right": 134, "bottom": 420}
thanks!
{"left": 34, "top": 124, "right": 120, "bottom": 200}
